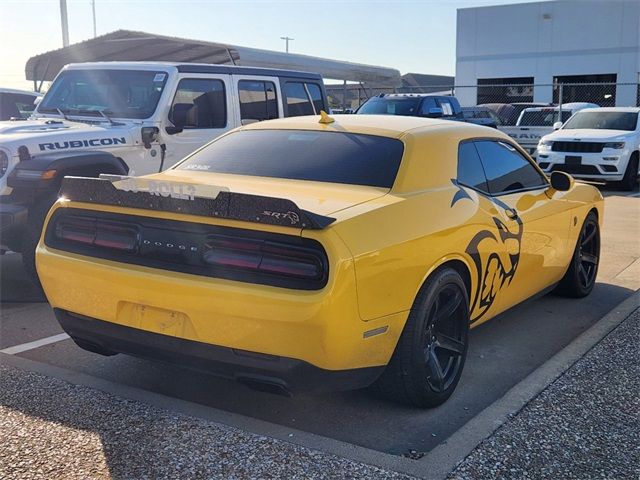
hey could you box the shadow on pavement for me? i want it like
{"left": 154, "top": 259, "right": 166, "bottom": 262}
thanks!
{"left": 5, "top": 281, "right": 635, "bottom": 458}
{"left": 0, "top": 253, "right": 46, "bottom": 303}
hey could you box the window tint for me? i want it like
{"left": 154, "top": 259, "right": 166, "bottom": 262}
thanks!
{"left": 306, "top": 83, "right": 325, "bottom": 114}
{"left": 170, "top": 78, "right": 226, "bottom": 129}
{"left": 418, "top": 97, "right": 437, "bottom": 116}
{"left": 238, "top": 80, "right": 278, "bottom": 122}
{"left": 0, "top": 93, "right": 38, "bottom": 120}
{"left": 563, "top": 111, "right": 638, "bottom": 131}
{"left": 284, "top": 82, "right": 315, "bottom": 117}
{"left": 474, "top": 140, "right": 547, "bottom": 194}
{"left": 358, "top": 97, "right": 420, "bottom": 116}
{"left": 518, "top": 110, "right": 571, "bottom": 126}
{"left": 457, "top": 142, "right": 489, "bottom": 192}
{"left": 178, "top": 130, "right": 404, "bottom": 188}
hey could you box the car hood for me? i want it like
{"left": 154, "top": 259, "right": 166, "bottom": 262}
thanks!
{"left": 144, "top": 170, "right": 391, "bottom": 218}
{"left": 0, "top": 117, "right": 136, "bottom": 154}
{"left": 546, "top": 128, "right": 634, "bottom": 141}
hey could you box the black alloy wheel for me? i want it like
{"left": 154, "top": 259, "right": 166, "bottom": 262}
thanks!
{"left": 577, "top": 218, "right": 599, "bottom": 291}
{"left": 424, "top": 284, "right": 467, "bottom": 393}
{"left": 373, "top": 267, "right": 470, "bottom": 408}
{"left": 556, "top": 211, "right": 600, "bottom": 298}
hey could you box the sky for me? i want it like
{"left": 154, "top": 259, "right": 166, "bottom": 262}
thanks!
{"left": 0, "top": 0, "right": 544, "bottom": 90}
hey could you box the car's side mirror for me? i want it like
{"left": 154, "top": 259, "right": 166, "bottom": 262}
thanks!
{"left": 550, "top": 171, "right": 573, "bottom": 191}
{"left": 553, "top": 121, "right": 563, "bottom": 130}
{"left": 165, "top": 125, "right": 183, "bottom": 135}
{"left": 423, "top": 107, "right": 444, "bottom": 118}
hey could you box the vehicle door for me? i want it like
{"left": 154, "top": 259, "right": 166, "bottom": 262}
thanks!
{"left": 231, "top": 75, "right": 283, "bottom": 125}
{"left": 455, "top": 141, "right": 510, "bottom": 324}
{"left": 473, "top": 139, "right": 573, "bottom": 311}
{"left": 161, "top": 75, "right": 235, "bottom": 169}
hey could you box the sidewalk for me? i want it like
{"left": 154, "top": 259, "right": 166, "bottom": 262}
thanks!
{"left": 1, "top": 307, "right": 638, "bottom": 479}
{"left": 450, "top": 307, "right": 640, "bottom": 480}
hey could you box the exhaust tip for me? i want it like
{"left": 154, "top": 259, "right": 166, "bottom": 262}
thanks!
{"left": 237, "top": 376, "right": 291, "bottom": 397}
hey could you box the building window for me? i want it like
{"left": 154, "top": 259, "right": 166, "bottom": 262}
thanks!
{"left": 553, "top": 74, "right": 617, "bottom": 107}
{"left": 477, "top": 77, "right": 534, "bottom": 105}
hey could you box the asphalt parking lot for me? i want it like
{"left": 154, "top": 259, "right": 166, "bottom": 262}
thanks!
{"left": 1, "top": 189, "right": 638, "bottom": 459}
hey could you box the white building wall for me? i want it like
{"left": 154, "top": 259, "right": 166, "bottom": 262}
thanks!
{"left": 455, "top": 0, "right": 640, "bottom": 106}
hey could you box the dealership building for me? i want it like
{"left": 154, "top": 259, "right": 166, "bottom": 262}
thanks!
{"left": 455, "top": 0, "right": 640, "bottom": 107}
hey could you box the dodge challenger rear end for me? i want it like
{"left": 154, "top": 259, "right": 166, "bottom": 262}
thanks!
{"left": 36, "top": 116, "right": 412, "bottom": 395}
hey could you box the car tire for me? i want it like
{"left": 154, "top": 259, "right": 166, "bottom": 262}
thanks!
{"left": 555, "top": 211, "right": 600, "bottom": 298}
{"left": 373, "top": 267, "right": 469, "bottom": 408}
{"left": 620, "top": 153, "right": 639, "bottom": 191}
{"left": 21, "top": 192, "right": 58, "bottom": 289}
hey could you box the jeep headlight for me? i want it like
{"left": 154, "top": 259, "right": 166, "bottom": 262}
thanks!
{"left": 603, "top": 142, "right": 625, "bottom": 149}
{"left": 0, "top": 149, "right": 9, "bottom": 178}
{"left": 538, "top": 139, "right": 553, "bottom": 148}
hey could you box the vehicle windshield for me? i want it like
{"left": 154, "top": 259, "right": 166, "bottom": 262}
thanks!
{"left": 357, "top": 97, "right": 420, "bottom": 116}
{"left": 518, "top": 110, "right": 571, "bottom": 126}
{"left": 38, "top": 69, "right": 168, "bottom": 119}
{"left": 562, "top": 111, "right": 638, "bottom": 131}
{"left": 177, "top": 130, "right": 404, "bottom": 188}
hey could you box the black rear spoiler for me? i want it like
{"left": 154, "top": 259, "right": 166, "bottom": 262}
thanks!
{"left": 58, "top": 176, "right": 336, "bottom": 230}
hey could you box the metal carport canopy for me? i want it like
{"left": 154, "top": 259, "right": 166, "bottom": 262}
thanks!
{"left": 25, "top": 30, "right": 401, "bottom": 86}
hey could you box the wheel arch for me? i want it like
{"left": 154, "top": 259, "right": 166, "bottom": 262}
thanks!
{"left": 414, "top": 255, "right": 473, "bottom": 307}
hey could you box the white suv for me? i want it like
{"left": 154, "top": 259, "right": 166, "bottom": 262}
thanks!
{"left": 536, "top": 107, "right": 640, "bottom": 190}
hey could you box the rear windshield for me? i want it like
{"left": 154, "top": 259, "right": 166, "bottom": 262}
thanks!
{"left": 562, "top": 111, "right": 638, "bottom": 131}
{"left": 357, "top": 97, "right": 420, "bottom": 116}
{"left": 518, "top": 110, "right": 571, "bottom": 126}
{"left": 176, "top": 130, "right": 404, "bottom": 188}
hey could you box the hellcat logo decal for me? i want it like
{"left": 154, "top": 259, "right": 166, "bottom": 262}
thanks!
{"left": 466, "top": 213, "right": 522, "bottom": 322}
{"left": 450, "top": 183, "right": 523, "bottom": 322}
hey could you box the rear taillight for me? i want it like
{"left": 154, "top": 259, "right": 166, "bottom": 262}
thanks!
{"left": 202, "top": 234, "right": 325, "bottom": 282}
{"left": 54, "top": 216, "right": 138, "bottom": 252}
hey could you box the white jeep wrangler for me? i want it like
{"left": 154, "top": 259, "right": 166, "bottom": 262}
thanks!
{"left": 0, "top": 61, "right": 327, "bottom": 281}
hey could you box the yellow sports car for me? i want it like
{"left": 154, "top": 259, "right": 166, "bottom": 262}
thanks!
{"left": 36, "top": 114, "right": 603, "bottom": 407}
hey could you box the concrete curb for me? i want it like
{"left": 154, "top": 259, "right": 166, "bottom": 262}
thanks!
{"left": 418, "top": 289, "right": 640, "bottom": 479}
{"left": 1, "top": 290, "right": 638, "bottom": 479}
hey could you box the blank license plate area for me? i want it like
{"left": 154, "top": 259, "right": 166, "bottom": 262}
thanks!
{"left": 565, "top": 155, "right": 582, "bottom": 165}
{"left": 117, "top": 302, "right": 190, "bottom": 337}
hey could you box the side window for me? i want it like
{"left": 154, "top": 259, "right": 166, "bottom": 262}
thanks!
{"left": 457, "top": 142, "right": 489, "bottom": 193}
{"left": 238, "top": 80, "right": 278, "bottom": 122}
{"left": 419, "top": 97, "right": 437, "bottom": 116}
{"left": 474, "top": 140, "right": 548, "bottom": 195}
{"left": 169, "top": 78, "right": 226, "bottom": 129}
{"left": 306, "top": 83, "right": 325, "bottom": 114}
{"left": 13, "top": 94, "right": 38, "bottom": 118}
{"left": 284, "top": 82, "right": 315, "bottom": 117}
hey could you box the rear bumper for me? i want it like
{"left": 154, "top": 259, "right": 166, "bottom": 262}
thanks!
{"left": 56, "top": 308, "right": 384, "bottom": 393}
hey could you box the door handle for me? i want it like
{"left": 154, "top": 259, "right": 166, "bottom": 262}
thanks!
{"left": 505, "top": 208, "right": 519, "bottom": 220}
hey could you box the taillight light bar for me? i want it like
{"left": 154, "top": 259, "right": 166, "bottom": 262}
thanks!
{"left": 54, "top": 216, "right": 139, "bottom": 253}
{"left": 46, "top": 209, "right": 329, "bottom": 290}
{"left": 202, "top": 235, "right": 326, "bottom": 281}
